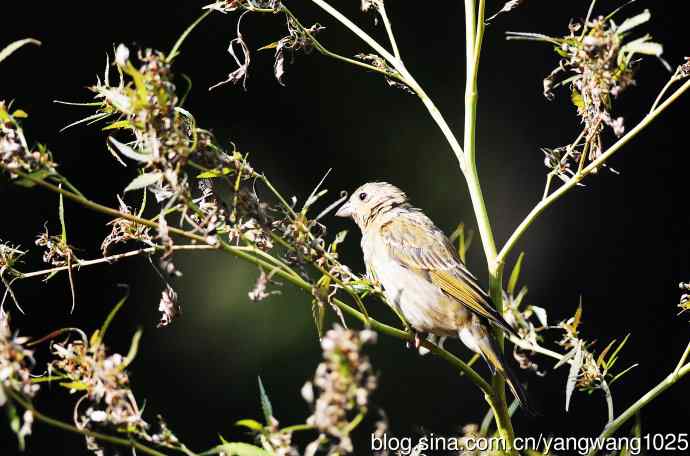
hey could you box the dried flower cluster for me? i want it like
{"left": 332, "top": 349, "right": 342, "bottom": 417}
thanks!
{"left": 49, "top": 333, "right": 147, "bottom": 450}
{"left": 0, "top": 312, "right": 39, "bottom": 404}
{"left": 101, "top": 196, "right": 152, "bottom": 254}
{"left": 302, "top": 325, "right": 377, "bottom": 454}
{"left": 510, "top": 9, "right": 663, "bottom": 176}
{"left": 35, "top": 227, "right": 77, "bottom": 267}
{"left": 556, "top": 305, "right": 634, "bottom": 413}
{"left": 0, "top": 312, "right": 38, "bottom": 449}
{"left": 0, "top": 102, "right": 56, "bottom": 178}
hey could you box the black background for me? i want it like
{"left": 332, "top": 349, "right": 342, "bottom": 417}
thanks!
{"left": 1, "top": 1, "right": 689, "bottom": 454}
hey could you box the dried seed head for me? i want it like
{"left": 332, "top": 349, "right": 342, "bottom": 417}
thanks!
{"left": 305, "top": 325, "right": 377, "bottom": 454}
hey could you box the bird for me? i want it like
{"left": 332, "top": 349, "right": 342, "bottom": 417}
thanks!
{"left": 335, "top": 181, "right": 532, "bottom": 412}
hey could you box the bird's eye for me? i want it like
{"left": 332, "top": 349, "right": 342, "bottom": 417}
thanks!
{"left": 358, "top": 192, "right": 367, "bottom": 201}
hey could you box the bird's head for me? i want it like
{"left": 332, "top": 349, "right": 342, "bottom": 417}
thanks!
{"left": 335, "top": 182, "right": 409, "bottom": 230}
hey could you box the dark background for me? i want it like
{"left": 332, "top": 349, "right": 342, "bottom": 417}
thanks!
{"left": 1, "top": 1, "right": 689, "bottom": 454}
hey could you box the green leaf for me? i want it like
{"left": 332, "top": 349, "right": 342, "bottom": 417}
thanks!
{"left": 571, "top": 89, "right": 585, "bottom": 111}
{"left": 0, "top": 38, "right": 41, "bottom": 65}
{"left": 108, "top": 136, "right": 151, "bottom": 163}
{"left": 606, "top": 333, "right": 630, "bottom": 370}
{"left": 507, "top": 252, "right": 525, "bottom": 296}
{"left": 257, "top": 377, "right": 273, "bottom": 425}
{"left": 609, "top": 363, "right": 638, "bottom": 386}
{"left": 197, "top": 167, "right": 232, "bottom": 178}
{"left": 124, "top": 172, "right": 163, "bottom": 192}
{"left": 11, "top": 109, "right": 28, "bottom": 119}
{"left": 92, "top": 287, "right": 129, "bottom": 347}
{"left": 617, "top": 9, "right": 651, "bottom": 34}
{"left": 234, "top": 419, "right": 264, "bottom": 432}
{"left": 102, "top": 119, "right": 133, "bottom": 131}
{"left": 60, "top": 381, "right": 89, "bottom": 390}
{"left": 215, "top": 442, "right": 272, "bottom": 456}
{"left": 121, "top": 329, "right": 143, "bottom": 369}
{"left": 58, "top": 191, "right": 67, "bottom": 243}
{"left": 312, "top": 299, "right": 325, "bottom": 339}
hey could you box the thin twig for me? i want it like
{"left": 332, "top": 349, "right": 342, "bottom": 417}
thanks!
{"left": 497, "top": 78, "right": 690, "bottom": 266}
{"left": 17, "top": 245, "right": 215, "bottom": 280}
{"left": 378, "top": 1, "right": 401, "bottom": 60}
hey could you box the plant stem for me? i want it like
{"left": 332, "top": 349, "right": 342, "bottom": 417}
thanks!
{"left": 674, "top": 340, "right": 690, "bottom": 375}
{"left": 167, "top": 10, "right": 212, "bottom": 62}
{"left": 587, "top": 360, "right": 690, "bottom": 456}
{"left": 377, "top": 1, "right": 401, "bottom": 60}
{"left": 308, "top": 0, "right": 466, "bottom": 168}
{"left": 7, "top": 390, "right": 169, "bottom": 456}
{"left": 17, "top": 245, "right": 214, "bottom": 280}
{"left": 497, "top": 78, "right": 690, "bottom": 266}
{"left": 462, "top": 0, "right": 516, "bottom": 451}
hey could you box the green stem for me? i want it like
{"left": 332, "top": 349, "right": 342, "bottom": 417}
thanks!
{"left": 378, "top": 1, "right": 401, "bottom": 60}
{"left": 497, "top": 78, "right": 690, "bottom": 266}
{"left": 587, "top": 361, "right": 690, "bottom": 456}
{"left": 307, "top": 0, "right": 466, "bottom": 168}
{"left": 167, "top": 10, "right": 212, "bottom": 62}
{"left": 462, "top": 0, "right": 515, "bottom": 451}
{"left": 279, "top": 423, "right": 316, "bottom": 433}
{"left": 7, "top": 390, "right": 168, "bottom": 456}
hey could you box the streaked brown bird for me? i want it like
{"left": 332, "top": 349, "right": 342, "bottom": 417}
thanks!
{"left": 336, "top": 182, "right": 531, "bottom": 411}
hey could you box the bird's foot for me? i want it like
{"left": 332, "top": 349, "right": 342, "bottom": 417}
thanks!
{"left": 405, "top": 330, "right": 427, "bottom": 353}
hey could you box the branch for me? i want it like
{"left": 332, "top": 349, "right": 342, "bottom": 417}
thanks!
{"left": 307, "top": 0, "right": 466, "bottom": 168}
{"left": 16, "top": 245, "right": 215, "bottom": 280}
{"left": 587, "top": 344, "right": 690, "bottom": 456}
{"left": 377, "top": 1, "right": 401, "bottom": 60}
{"left": 497, "top": 78, "right": 690, "bottom": 266}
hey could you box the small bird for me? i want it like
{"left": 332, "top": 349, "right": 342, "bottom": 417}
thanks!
{"left": 335, "top": 182, "right": 531, "bottom": 411}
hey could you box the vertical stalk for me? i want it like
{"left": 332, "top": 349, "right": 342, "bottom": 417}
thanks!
{"left": 463, "top": 0, "right": 516, "bottom": 452}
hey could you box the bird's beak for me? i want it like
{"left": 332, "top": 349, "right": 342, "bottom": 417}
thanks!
{"left": 335, "top": 200, "right": 353, "bottom": 218}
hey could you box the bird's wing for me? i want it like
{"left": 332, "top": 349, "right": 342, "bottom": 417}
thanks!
{"left": 380, "top": 213, "right": 515, "bottom": 335}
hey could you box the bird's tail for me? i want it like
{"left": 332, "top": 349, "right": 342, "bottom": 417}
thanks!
{"left": 473, "top": 330, "right": 536, "bottom": 415}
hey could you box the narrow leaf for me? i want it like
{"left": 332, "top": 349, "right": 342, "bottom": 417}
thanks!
{"left": 507, "top": 252, "right": 525, "bottom": 296}
{"left": 124, "top": 172, "right": 163, "bottom": 192}
{"left": 197, "top": 167, "right": 232, "bottom": 178}
{"left": 58, "top": 191, "right": 67, "bottom": 243}
{"left": 234, "top": 419, "right": 263, "bottom": 432}
{"left": 606, "top": 333, "right": 631, "bottom": 369}
{"left": 617, "top": 9, "right": 651, "bottom": 34}
{"left": 93, "top": 286, "right": 130, "bottom": 346}
{"left": 257, "top": 377, "right": 273, "bottom": 424}
{"left": 531, "top": 305, "right": 548, "bottom": 327}
{"left": 597, "top": 339, "right": 617, "bottom": 367}
{"left": 565, "top": 342, "right": 584, "bottom": 412}
{"left": 121, "top": 329, "right": 143, "bottom": 369}
{"left": 108, "top": 136, "right": 151, "bottom": 162}
{"left": 609, "top": 363, "right": 639, "bottom": 385}
{"left": 0, "top": 38, "right": 41, "bottom": 65}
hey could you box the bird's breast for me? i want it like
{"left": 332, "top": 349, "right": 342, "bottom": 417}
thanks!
{"left": 363, "top": 235, "right": 467, "bottom": 336}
